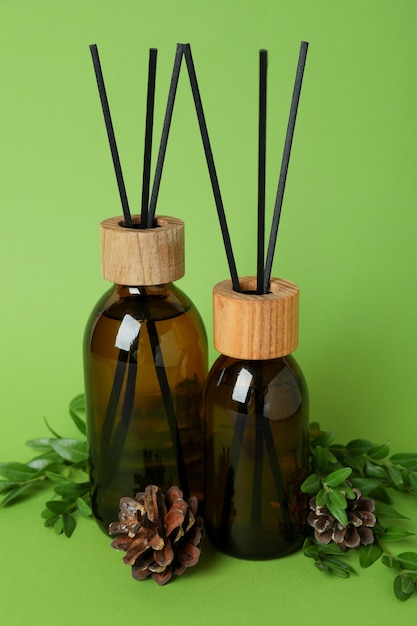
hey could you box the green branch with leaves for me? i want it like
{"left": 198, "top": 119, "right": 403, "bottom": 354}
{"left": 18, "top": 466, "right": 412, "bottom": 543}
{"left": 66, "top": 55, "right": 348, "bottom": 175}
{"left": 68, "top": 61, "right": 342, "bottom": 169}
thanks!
{"left": 302, "top": 424, "right": 417, "bottom": 600}
{"left": 0, "top": 395, "right": 92, "bottom": 537}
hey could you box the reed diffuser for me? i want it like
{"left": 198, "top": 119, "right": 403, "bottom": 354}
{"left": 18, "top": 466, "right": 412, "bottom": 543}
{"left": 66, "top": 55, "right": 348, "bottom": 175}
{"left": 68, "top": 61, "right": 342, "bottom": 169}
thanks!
{"left": 84, "top": 44, "right": 207, "bottom": 532}
{"left": 185, "top": 43, "right": 310, "bottom": 558}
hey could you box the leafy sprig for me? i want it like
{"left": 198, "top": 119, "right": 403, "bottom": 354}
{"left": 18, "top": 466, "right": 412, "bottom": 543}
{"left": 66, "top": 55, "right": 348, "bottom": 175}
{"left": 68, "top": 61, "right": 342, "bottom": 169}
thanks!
{"left": 302, "top": 424, "right": 417, "bottom": 600}
{"left": 0, "top": 395, "right": 92, "bottom": 536}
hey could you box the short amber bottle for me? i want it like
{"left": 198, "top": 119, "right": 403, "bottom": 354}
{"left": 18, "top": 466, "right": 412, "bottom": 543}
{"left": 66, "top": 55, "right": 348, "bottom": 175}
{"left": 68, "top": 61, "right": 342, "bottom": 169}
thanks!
{"left": 84, "top": 215, "right": 207, "bottom": 532}
{"left": 204, "top": 277, "right": 309, "bottom": 559}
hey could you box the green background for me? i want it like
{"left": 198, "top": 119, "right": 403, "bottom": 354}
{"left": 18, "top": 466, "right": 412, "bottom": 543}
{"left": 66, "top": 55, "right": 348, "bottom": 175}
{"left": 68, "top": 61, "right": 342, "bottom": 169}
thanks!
{"left": 1, "top": 0, "right": 417, "bottom": 623}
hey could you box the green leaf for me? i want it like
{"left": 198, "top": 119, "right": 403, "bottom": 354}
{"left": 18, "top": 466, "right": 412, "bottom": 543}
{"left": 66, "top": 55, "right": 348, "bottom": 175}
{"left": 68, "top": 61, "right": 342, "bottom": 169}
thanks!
{"left": 45, "top": 467, "right": 89, "bottom": 484}
{"left": 374, "top": 502, "right": 409, "bottom": 520}
{"left": 25, "top": 450, "right": 61, "bottom": 465}
{"left": 41, "top": 508, "right": 52, "bottom": 519}
{"left": 343, "top": 483, "right": 357, "bottom": 500}
{"left": 401, "top": 577, "right": 416, "bottom": 595}
{"left": 53, "top": 482, "right": 89, "bottom": 499}
{"left": 0, "top": 462, "right": 38, "bottom": 482}
{"left": 364, "top": 462, "right": 387, "bottom": 479}
{"left": 397, "top": 552, "right": 417, "bottom": 575}
{"left": 359, "top": 543, "right": 383, "bottom": 568}
{"left": 45, "top": 500, "right": 69, "bottom": 515}
{"left": 44, "top": 514, "right": 60, "bottom": 528}
{"left": 346, "top": 439, "right": 374, "bottom": 455}
{"left": 349, "top": 477, "right": 381, "bottom": 495}
{"left": 390, "top": 453, "right": 417, "bottom": 469}
{"left": 366, "top": 483, "right": 391, "bottom": 504}
{"left": 312, "top": 445, "right": 338, "bottom": 470}
{"left": 303, "top": 538, "right": 345, "bottom": 559}
{"left": 301, "top": 473, "right": 321, "bottom": 494}
{"left": 77, "top": 497, "right": 92, "bottom": 517}
{"left": 394, "top": 575, "right": 415, "bottom": 601}
{"left": 409, "top": 472, "right": 417, "bottom": 493}
{"left": 387, "top": 465, "right": 404, "bottom": 490}
{"left": 69, "top": 394, "right": 86, "bottom": 411}
{"left": 329, "top": 488, "right": 347, "bottom": 509}
{"left": 0, "top": 483, "right": 34, "bottom": 505}
{"left": 382, "top": 554, "right": 400, "bottom": 569}
{"left": 310, "top": 430, "right": 337, "bottom": 449}
{"left": 49, "top": 439, "right": 88, "bottom": 464}
{"left": 303, "top": 537, "right": 318, "bottom": 558}
{"left": 315, "top": 489, "right": 328, "bottom": 506}
{"left": 65, "top": 467, "right": 90, "bottom": 484}
{"left": 382, "top": 526, "right": 415, "bottom": 542}
{"left": 69, "top": 394, "right": 87, "bottom": 436}
{"left": 26, "top": 437, "right": 54, "bottom": 451}
{"left": 325, "top": 467, "right": 352, "bottom": 488}
{"left": 44, "top": 470, "right": 70, "bottom": 484}
{"left": 321, "top": 555, "right": 356, "bottom": 578}
{"left": 63, "top": 512, "right": 76, "bottom": 537}
{"left": 26, "top": 458, "right": 51, "bottom": 471}
{"left": 336, "top": 451, "right": 366, "bottom": 473}
{"left": 316, "top": 543, "right": 346, "bottom": 556}
{"left": 326, "top": 500, "right": 348, "bottom": 527}
{"left": 367, "top": 441, "right": 390, "bottom": 460}
{"left": 0, "top": 480, "right": 19, "bottom": 494}
{"left": 54, "top": 517, "right": 64, "bottom": 534}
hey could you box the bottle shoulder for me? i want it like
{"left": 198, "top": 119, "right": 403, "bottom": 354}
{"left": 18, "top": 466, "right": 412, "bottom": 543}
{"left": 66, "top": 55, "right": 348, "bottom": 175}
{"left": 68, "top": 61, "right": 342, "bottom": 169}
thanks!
{"left": 86, "top": 283, "right": 194, "bottom": 323}
{"left": 205, "top": 353, "right": 308, "bottom": 420}
{"left": 207, "top": 353, "right": 307, "bottom": 390}
{"left": 83, "top": 283, "right": 207, "bottom": 355}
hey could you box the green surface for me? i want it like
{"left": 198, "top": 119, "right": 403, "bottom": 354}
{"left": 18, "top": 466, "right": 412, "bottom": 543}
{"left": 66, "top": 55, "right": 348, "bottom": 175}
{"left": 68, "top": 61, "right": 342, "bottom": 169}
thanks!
{"left": 1, "top": 0, "right": 417, "bottom": 623}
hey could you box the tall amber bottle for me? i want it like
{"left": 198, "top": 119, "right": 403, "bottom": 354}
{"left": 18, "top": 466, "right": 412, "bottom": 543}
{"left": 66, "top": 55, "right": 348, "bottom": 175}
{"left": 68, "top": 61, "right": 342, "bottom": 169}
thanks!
{"left": 204, "top": 276, "right": 309, "bottom": 559}
{"left": 84, "top": 215, "right": 207, "bottom": 532}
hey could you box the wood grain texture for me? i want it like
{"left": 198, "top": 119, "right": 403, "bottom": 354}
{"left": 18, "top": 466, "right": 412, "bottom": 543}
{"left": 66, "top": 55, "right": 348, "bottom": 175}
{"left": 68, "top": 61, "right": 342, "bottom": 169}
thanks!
{"left": 213, "top": 276, "right": 299, "bottom": 360}
{"left": 100, "top": 214, "right": 185, "bottom": 286}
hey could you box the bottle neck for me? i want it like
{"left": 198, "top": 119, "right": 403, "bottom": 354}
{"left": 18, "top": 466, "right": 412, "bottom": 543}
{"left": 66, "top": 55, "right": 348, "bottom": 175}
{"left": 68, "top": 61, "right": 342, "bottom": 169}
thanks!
{"left": 114, "top": 283, "right": 173, "bottom": 297}
{"left": 103, "top": 282, "right": 192, "bottom": 323}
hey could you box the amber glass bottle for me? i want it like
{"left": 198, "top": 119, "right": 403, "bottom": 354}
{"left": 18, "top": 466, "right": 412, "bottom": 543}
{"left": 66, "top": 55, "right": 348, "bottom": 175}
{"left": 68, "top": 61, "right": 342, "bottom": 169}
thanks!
{"left": 204, "top": 276, "right": 309, "bottom": 559}
{"left": 84, "top": 215, "right": 207, "bottom": 532}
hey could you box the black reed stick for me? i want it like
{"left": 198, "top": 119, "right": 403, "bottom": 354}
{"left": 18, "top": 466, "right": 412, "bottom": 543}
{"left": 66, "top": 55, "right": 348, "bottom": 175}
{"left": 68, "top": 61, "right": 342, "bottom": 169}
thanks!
{"left": 141, "top": 49, "right": 158, "bottom": 229}
{"left": 109, "top": 335, "right": 140, "bottom": 472}
{"left": 147, "top": 318, "right": 190, "bottom": 497}
{"left": 183, "top": 43, "right": 241, "bottom": 293}
{"left": 89, "top": 47, "right": 191, "bottom": 502}
{"left": 219, "top": 408, "right": 247, "bottom": 541}
{"left": 257, "top": 50, "right": 268, "bottom": 295}
{"left": 99, "top": 349, "right": 129, "bottom": 488}
{"left": 263, "top": 41, "right": 308, "bottom": 293}
{"left": 225, "top": 370, "right": 294, "bottom": 537}
{"left": 148, "top": 44, "right": 184, "bottom": 228}
{"left": 89, "top": 44, "right": 133, "bottom": 228}
{"left": 262, "top": 416, "right": 294, "bottom": 538}
{"left": 251, "top": 379, "right": 264, "bottom": 526}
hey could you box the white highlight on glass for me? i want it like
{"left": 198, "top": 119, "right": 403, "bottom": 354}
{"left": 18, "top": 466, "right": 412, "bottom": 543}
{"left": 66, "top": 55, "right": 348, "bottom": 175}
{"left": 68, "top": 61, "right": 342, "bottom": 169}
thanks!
{"left": 232, "top": 367, "right": 253, "bottom": 404}
{"left": 115, "top": 314, "right": 141, "bottom": 351}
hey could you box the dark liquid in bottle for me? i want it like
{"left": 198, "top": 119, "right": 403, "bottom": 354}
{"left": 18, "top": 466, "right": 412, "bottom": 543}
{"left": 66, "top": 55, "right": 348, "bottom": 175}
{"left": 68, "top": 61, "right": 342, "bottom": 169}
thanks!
{"left": 84, "top": 284, "right": 207, "bottom": 531}
{"left": 204, "top": 354, "right": 309, "bottom": 559}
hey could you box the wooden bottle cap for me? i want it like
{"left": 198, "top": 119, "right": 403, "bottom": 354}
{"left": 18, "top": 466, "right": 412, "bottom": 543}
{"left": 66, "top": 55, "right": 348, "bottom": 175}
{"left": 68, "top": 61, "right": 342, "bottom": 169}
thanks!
{"left": 213, "top": 276, "right": 299, "bottom": 360}
{"left": 100, "top": 215, "right": 185, "bottom": 286}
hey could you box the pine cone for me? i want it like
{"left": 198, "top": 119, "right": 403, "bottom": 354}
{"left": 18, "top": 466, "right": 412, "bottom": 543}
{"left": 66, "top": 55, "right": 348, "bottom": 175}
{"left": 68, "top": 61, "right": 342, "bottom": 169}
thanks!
{"left": 109, "top": 485, "right": 203, "bottom": 585}
{"left": 307, "top": 488, "right": 376, "bottom": 549}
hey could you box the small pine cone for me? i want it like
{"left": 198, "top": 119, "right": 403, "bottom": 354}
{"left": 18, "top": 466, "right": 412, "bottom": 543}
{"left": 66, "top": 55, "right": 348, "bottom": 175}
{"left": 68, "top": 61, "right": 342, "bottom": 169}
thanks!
{"left": 308, "top": 488, "right": 376, "bottom": 550}
{"left": 109, "top": 485, "right": 203, "bottom": 585}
